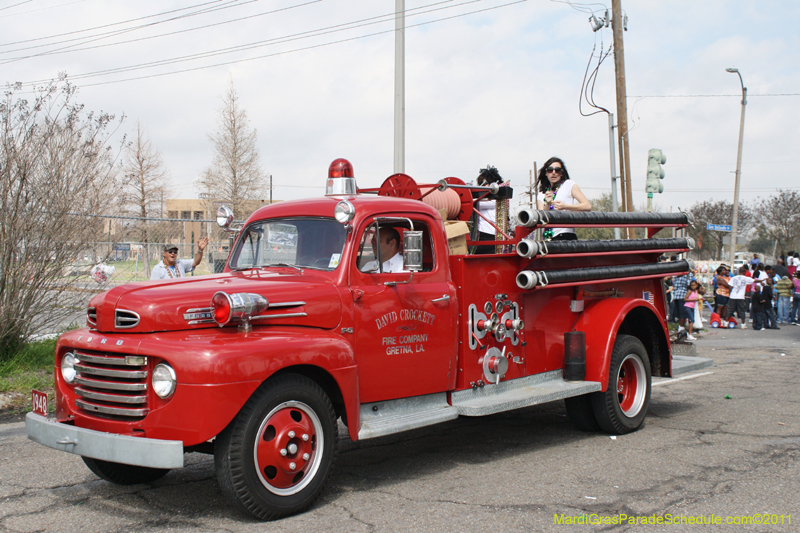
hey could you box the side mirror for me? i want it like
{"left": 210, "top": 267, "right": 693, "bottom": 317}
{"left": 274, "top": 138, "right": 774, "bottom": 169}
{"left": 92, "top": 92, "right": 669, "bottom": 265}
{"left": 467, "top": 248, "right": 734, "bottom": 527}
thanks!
{"left": 403, "top": 231, "right": 423, "bottom": 272}
{"left": 216, "top": 206, "right": 235, "bottom": 232}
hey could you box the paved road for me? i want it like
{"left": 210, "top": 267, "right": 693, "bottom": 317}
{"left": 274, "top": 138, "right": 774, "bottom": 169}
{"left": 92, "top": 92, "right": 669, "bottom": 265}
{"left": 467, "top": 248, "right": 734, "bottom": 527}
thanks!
{"left": 2, "top": 327, "right": 798, "bottom": 532}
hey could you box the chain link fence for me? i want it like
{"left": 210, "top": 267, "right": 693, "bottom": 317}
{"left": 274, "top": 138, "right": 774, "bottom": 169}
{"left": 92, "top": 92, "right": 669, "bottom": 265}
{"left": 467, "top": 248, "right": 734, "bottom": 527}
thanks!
{"left": 66, "top": 214, "right": 235, "bottom": 291}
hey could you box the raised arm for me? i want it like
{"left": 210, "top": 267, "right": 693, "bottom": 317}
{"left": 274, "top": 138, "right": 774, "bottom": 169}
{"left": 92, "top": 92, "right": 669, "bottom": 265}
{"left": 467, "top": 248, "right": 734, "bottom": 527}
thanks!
{"left": 193, "top": 237, "right": 209, "bottom": 268}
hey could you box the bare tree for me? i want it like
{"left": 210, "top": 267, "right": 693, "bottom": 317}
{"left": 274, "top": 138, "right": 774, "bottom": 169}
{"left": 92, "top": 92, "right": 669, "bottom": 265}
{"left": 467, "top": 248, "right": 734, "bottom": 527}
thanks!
{"left": 121, "top": 120, "right": 170, "bottom": 276}
{"left": 576, "top": 193, "right": 614, "bottom": 240}
{"left": 0, "top": 78, "right": 125, "bottom": 358}
{"left": 754, "top": 190, "right": 800, "bottom": 254}
{"left": 687, "top": 199, "right": 754, "bottom": 260}
{"left": 197, "top": 81, "right": 266, "bottom": 221}
{"left": 573, "top": 194, "right": 657, "bottom": 240}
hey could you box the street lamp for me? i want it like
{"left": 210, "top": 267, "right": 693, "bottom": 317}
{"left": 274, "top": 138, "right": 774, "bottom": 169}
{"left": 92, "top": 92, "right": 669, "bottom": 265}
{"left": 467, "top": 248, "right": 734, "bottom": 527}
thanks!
{"left": 726, "top": 67, "right": 747, "bottom": 269}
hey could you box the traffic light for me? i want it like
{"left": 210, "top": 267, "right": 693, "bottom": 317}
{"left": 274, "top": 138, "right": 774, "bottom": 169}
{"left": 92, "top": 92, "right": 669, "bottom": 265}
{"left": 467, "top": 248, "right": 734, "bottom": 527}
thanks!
{"left": 645, "top": 149, "right": 666, "bottom": 194}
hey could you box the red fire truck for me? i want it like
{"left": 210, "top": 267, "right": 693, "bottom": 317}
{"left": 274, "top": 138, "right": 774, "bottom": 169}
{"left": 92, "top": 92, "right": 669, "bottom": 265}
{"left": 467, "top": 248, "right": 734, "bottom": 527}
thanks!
{"left": 27, "top": 159, "right": 710, "bottom": 520}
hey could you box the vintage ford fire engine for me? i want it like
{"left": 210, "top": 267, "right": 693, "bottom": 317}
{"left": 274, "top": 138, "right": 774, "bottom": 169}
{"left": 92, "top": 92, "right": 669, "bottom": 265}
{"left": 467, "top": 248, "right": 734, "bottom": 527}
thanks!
{"left": 27, "top": 159, "right": 710, "bottom": 520}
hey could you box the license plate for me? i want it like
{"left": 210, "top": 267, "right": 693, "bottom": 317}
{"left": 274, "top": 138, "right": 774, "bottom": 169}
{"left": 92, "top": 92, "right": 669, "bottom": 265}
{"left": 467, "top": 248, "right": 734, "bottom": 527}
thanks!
{"left": 32, "top": 390, "right": 48, "bottom": 417}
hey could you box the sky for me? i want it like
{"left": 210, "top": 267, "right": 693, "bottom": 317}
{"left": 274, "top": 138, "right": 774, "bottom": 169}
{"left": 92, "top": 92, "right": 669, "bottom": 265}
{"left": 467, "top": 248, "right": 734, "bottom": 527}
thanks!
{"left": 2, "top": 0, "right": 799, "bottom": 217}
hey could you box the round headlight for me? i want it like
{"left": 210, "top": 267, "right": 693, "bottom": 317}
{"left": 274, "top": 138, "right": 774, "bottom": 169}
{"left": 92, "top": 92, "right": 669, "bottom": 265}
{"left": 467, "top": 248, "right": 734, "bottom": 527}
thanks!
{"left": 152, "top": 364, "right": 177, "bottom": 399}
{"left": 61, "top": 352, "right": 76, "bottom": 384}
{"left": 334, "top": 200, "right": 355, "bottom": 224}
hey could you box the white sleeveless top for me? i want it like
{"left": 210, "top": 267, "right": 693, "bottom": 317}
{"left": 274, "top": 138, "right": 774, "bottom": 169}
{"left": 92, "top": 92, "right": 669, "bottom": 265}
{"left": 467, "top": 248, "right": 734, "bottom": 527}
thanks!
{"left": 477, "top": 200, "right": 496, "bottom": 234}
{"left": 537, "top": 180, "right": 577, "bottom": 238}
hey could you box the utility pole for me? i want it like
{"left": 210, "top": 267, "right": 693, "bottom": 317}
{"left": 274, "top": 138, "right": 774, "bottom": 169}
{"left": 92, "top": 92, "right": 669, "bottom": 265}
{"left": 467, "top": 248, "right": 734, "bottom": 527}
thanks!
{"left": 726, "top": 68, "right": 747, "bottom": 270}
{"left": 528, "top": 169, "right": 534, "bottom": 208}
{"left": 611, "top": 0, "right": 633, "bottom": 237}
{"left": 269, "top": 174, "right": 273, "bottom": 204}
{"left": 608, "top": 113, "right": 620, "bottom": 240}
{"left": 394, "top": 0, "right": 405, "bottom": 174}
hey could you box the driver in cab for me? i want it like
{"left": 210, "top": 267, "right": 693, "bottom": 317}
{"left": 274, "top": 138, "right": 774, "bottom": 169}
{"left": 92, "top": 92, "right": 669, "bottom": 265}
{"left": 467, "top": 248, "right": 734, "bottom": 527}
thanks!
{"left": 361, "top": 227, "right": 406, "bottom": 273}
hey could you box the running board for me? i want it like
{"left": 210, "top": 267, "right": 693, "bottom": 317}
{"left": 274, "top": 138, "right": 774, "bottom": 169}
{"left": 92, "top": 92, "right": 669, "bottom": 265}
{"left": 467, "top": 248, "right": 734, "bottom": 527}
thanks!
{"left": 451, "top": 370, "right": 602, "bottom": 417}
{"left": 358, "top": 392, "right": 458, "bottom": 440}
{"left": 671, "top": 354, "right": 713, "bottom": 376}
{"left": 356, "top": 362, "right": 707, "bottom": 440}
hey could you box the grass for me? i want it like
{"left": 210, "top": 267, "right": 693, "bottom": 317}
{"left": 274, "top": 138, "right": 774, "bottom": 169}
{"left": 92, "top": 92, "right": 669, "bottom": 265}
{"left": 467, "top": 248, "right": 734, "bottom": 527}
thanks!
{"left": 0, "top": 335, "right": 59, "bottom": 416}
{"left": 64, "top": 258, "right": 216, "bottom": 286}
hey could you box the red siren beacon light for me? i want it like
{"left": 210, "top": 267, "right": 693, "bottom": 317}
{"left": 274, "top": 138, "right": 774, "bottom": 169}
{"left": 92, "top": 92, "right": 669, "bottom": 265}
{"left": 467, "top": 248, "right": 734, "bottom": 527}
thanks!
{"left": 328, "top": 158, "right": 353, "bottom": 178}
{"left": 326, "top": 158, "right": 357, "bottom": 196}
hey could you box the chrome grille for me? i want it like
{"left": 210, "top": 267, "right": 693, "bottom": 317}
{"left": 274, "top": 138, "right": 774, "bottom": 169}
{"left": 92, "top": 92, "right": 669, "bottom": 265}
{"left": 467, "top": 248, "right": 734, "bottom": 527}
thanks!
{"left": 72, "top": 350, "right": 149, "bottom": 419}
{"left": 87, "top": 307, "right": 97, "bottom": 327}
{"left": 115, "top": 309, "right": 140, "bottom": 329}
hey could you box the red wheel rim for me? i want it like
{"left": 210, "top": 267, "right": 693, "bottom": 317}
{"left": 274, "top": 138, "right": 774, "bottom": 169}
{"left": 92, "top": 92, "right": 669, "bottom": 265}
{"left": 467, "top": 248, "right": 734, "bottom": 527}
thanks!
{"left": 254, "top": 401, "right": 323, "bottom": 496}
{"left": 616, "top": 354, "right": 646, "bottom": 417}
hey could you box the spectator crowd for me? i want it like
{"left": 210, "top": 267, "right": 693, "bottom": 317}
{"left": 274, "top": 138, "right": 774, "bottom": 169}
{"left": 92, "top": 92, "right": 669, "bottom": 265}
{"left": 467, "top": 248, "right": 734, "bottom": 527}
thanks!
{"left": 664, "top": 252, "right": 800, "bottom": 338}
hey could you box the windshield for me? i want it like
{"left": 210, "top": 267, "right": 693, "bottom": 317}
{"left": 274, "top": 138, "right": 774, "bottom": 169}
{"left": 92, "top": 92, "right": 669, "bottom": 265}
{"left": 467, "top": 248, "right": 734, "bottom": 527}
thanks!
{"left": 230, "top": 217, "right": 347, "bottom": 271}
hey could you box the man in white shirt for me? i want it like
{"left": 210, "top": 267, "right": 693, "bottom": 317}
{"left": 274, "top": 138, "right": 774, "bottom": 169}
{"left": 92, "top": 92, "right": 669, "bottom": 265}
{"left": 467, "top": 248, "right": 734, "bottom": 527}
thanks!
{"left": 362, "top": 228, "right": 405, "bottom": 273}
{"left": 726, "top": 266, "right": 751, "bottom": 328}
{"left": 151, "top": 238, "right": 209, "bottom": 280}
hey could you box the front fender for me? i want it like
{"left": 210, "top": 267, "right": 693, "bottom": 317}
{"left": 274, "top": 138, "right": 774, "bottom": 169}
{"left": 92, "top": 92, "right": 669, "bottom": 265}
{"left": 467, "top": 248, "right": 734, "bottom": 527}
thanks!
{"left": 56, "top": 327, "right": 360, "bottom": 446}
{"left": 573, "top": 298, "right": 668, "bottom": 389}
{"left": 138, "top": 327, "right": 360, "bottom": 444}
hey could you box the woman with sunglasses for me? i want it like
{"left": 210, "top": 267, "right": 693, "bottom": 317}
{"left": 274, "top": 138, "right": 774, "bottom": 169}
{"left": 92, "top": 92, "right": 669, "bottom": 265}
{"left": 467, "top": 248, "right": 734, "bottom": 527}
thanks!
{"left": 536, "top": 156, "right": 591, "bottom": 241}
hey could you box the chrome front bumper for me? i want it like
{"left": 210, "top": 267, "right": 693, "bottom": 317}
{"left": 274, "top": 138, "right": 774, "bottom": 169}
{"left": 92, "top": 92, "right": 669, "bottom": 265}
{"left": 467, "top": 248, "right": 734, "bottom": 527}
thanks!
{"left": 25, "top": 413, "right": 184, "bottom": 469}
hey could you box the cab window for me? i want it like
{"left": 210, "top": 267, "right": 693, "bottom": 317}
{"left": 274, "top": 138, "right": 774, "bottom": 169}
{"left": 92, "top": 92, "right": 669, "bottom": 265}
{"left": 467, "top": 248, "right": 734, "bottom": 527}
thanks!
{"left": 355, "top": 220, "right": 434, "bottom": 273}
{"left": 231, "top": 217, "right": 346, "bottom": 270}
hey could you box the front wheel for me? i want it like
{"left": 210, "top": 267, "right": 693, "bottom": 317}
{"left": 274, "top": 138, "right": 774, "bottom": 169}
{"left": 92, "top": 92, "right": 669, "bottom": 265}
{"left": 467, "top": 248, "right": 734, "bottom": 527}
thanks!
{"left": 214, "top": 374, "right": 337, "bottom": 521}
{"left": 591, "top": 334, "right": 651, "bottom": 434}
{"left": 82, "top": 457, "right": 170, "bottom": 484}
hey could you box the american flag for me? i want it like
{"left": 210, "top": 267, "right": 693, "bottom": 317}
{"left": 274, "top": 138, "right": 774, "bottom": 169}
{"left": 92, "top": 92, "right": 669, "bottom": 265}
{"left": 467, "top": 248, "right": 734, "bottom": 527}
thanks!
{"left": 642, "top": 291, "right": 655, "bottom": 305}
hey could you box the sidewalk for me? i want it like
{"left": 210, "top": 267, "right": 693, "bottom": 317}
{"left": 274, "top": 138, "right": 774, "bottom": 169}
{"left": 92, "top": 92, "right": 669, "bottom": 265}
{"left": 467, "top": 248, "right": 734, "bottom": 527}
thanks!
{"left": 685, "top": 313, "right": 800, "bottom": 350}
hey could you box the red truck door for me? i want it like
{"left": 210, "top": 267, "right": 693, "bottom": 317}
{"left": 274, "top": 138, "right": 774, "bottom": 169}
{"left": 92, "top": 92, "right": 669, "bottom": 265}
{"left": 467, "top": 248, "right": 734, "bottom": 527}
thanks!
{"left": 350, "top": 215, "right": 457, "bottom": 403}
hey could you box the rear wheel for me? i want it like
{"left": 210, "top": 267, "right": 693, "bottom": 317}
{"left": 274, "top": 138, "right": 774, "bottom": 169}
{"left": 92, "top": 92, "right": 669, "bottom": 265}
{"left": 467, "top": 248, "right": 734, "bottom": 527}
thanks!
{"left": 82, "top": 457, "right": 169, "bottom": 484}
{"left": 591, "top": 334, "right": 651, "bottom": 434}
{"left": 215, "top": 374, "right": 337, "bottom": 520}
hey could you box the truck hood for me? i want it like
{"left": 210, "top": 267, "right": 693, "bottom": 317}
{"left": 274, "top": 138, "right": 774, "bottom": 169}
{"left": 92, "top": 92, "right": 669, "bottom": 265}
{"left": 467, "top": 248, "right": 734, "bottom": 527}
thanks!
{"left": 88, "top": 270, "right": 343, "bottom": 334}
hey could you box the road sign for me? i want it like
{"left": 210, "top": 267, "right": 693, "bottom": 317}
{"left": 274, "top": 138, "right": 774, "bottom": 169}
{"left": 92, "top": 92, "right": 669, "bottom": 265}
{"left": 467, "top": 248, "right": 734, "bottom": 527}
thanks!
{"left": 706, "top": 223, "right": 732, "bottom": 232}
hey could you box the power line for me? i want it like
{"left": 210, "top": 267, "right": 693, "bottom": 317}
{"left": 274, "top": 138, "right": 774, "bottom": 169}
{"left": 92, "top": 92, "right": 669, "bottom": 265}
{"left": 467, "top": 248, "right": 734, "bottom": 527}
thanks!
{"left": 4, "top": 0, "right": 461, "bottom": 62}
{"left": 581, "top": 186, "right": 800, "bottom": 193}
{"left": 2, "top": 0, "right": 320, "bottom": 61}
{"left": 628, "top": 94, "right": 800, "bottom": 98}
{"left": 0, "top": 0, "right": 86, "bottom": 18}
{"left": 550, "top": 0, "right": 607, "bottom": 15}
{"left": 0, "top": 0, "right": 33, "bottom": 12}
{"left": 578, "top": 42, "right": 612, "bottom": 117}
{"left": 0, "top": 0, "right": 233, "bottom": 46}
{"left": 16, "top": 0, "right": 476, "bottom": 82}
{"left": 0, "top": 0, "right": 266, "bottom": 62}
{"left": 17, "top": 0, "right": 527, "bottom": 88}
